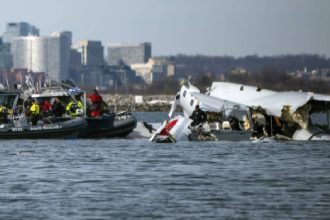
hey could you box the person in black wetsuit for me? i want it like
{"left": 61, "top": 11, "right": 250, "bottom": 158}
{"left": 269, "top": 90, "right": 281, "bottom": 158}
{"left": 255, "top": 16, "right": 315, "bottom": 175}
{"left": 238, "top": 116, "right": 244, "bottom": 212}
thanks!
{"left": 190, "top": 105, "right": 207, "bottom": 127}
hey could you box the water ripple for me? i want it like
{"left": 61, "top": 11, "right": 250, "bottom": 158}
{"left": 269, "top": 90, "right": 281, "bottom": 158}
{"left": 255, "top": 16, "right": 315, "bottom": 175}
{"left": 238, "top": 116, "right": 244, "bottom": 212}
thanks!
{"left": 0, "top": 139, "right": 329, "bottom": 219}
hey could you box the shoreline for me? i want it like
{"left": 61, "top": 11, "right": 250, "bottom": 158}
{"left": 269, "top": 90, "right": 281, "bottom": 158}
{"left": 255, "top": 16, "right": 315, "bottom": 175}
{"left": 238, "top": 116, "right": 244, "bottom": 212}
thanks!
{"left": 102, "top": 94, "right": 181, "bottom": 112}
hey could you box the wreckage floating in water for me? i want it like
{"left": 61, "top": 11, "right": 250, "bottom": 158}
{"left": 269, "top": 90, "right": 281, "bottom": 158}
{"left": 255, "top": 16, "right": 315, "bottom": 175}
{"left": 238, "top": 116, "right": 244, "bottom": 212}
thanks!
{"left": 189, "top": 129, "right": 253, "bottom": 142}
{"left": 208, "top": 82, "right": 330, "bottom": 141}
{"left": 150, "top": 82, "right": 255, "bottom": 142}
{"left": 150, "top": 81, "right": 330, "bottom": 142}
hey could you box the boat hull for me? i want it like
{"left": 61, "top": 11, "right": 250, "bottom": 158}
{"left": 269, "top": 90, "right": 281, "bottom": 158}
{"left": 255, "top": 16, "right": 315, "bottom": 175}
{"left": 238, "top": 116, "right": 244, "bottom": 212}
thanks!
{"left": 78, "top": 113, "right": 137, "bottom": 138}
{"left": 0, "top": 117, "right": 87, "bottom": 139}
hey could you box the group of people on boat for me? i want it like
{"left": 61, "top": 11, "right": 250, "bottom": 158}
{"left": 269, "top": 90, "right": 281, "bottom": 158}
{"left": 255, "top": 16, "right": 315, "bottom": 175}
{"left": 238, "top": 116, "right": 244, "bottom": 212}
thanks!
{"left": 0, "top": 89, "right": 105, "bottom": 126}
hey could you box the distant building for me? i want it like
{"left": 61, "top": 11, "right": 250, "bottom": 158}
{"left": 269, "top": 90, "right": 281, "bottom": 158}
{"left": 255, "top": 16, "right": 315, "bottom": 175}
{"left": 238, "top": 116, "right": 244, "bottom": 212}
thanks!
{"left": 60, "top": 31, "right": 72, "bottom": 46}
{"left": 152, "top": 57, "right": 176, "bottom": 77}
{"left": 131, "top": 58, "right": 167, "bottom": 84}
{"left": 320, "top": 68, "right": 330, "bottom": 78}
{"left": 73, "top": 64, "right": 140, "bottom": 90}
{"left": 78, "top": 40, "right": 104, "bottom": 66}
{"left": 0, "top": 37, "right": 13, "bottom": 70}
{"left": 2, "top": 22, "right": 39, "bottom": 44}
{"left": 70, "top": 48, "right": 82, "bottom": 69}
{"left": 229, "top": 67, "right": 249, "bottom": 76}
{"left": 107, "top": 42, "right": 151, "bottom": 65}
{"left": 11, "top": 32, "right": 71, "bottom": 81}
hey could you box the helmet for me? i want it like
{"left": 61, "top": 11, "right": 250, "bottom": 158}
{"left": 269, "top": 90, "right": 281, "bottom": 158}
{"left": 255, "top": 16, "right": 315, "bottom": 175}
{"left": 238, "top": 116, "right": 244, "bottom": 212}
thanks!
{"left": 76, "top": 109, "right": 84, "bottom": 115}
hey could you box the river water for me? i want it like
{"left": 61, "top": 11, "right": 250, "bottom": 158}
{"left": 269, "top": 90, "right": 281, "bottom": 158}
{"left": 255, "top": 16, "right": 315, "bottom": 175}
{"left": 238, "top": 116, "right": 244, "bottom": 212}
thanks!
{"left": 0, "top": 112, "right": 329, "bottom": 220}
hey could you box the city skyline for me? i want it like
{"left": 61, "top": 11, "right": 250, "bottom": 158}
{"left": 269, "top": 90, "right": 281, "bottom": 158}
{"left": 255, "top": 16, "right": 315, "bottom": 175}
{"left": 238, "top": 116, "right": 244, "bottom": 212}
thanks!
{"left": 11, "top": 32, "right": 71, "bottom": 81}
{"left": 0, "top": 0, "right": 330, "bottom": 57}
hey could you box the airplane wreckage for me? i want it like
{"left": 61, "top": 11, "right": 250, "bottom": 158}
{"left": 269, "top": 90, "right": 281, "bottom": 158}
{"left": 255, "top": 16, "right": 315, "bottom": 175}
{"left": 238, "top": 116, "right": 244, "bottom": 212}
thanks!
{"left": 150, "top": 81, "right": 330, "bottom": 142}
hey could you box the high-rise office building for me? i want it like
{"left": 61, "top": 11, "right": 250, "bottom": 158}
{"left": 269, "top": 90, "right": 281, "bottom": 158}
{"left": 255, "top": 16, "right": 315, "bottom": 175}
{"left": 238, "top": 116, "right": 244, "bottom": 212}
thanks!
{"left": 2, "top": 22, "right": 39, "bottom": 44}
{"left": 79, "top": 40, "right": 104, "bottom": 66}
{"left": 107, "top": 42, "right": 151, "bottom": 65}
{"left": 11, "top": 32, "right": 71, "bottom": 81}
{"left": 0, "top": 37, "right": 12, "bottom": 70}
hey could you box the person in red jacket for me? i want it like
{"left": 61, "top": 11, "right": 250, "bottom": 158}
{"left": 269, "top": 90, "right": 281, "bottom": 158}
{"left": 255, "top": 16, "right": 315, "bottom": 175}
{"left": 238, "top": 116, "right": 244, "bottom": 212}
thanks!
{"left": 88, "top": 89, "right": 103, "bottom": 117}
{"left": 41, "top": 99, "right": 52, "bottom": 117}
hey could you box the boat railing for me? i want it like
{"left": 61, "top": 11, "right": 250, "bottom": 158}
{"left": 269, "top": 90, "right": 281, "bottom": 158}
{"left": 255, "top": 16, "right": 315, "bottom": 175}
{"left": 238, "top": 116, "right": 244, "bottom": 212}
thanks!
{"left": 12, "top": 113, "right": 29, "bottom": 127}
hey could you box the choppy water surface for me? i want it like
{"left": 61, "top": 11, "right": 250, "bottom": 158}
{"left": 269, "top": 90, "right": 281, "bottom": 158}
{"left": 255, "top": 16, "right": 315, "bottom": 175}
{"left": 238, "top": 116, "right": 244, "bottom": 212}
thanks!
{"left": 1, "top": 140, "right": 329, "bottom": 220}
{"left": 0, "top": 113, "right": 329, "bottom": 219}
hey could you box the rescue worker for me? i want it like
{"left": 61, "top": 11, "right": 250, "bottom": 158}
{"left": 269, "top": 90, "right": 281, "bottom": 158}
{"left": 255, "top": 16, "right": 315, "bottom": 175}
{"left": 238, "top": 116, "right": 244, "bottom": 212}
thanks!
{"left": 24, "top": 96, "right": 33, "bottom": 115}
{"left": 51, "top": 98, "right": 65, "bottom": 117}
{"left": 0, "top": 103, "right": 9, "bottom": 124}
{"left": 30, "top": 99, "right": 40, "bottom": 126}
{"left": 66, "top": 99, "right": 84, "bottom": 117}
{"left": 41, "top": 99, "right": 52, "bottom": 117}
{"left": 88, "top": 89, "right": 103, "bottom": 117}
{"left": 190, "top": 104, "right": 207, "bottom": 127}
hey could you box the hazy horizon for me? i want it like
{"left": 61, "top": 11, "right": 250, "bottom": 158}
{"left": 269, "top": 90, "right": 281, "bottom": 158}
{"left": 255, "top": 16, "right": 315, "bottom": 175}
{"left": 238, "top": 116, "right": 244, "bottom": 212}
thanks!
{"left": 1, "top": 0, "right": 329, "bottom": 57}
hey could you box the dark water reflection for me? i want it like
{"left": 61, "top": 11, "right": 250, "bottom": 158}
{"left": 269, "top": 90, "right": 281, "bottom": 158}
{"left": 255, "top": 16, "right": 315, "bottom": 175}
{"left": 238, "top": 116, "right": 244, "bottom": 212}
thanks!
{"left": 0, "top": 139, "right": 329, "bottom": 219}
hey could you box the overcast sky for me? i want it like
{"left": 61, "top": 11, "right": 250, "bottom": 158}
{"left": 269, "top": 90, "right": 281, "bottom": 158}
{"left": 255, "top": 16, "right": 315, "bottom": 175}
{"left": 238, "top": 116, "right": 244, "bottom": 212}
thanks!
{"left": 0, "top": 0, "right": 329, "bottom": 57}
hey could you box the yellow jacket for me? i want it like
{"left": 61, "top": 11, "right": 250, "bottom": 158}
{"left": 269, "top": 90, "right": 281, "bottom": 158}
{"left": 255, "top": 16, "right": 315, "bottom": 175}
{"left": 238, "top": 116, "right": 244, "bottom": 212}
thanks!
{"left": 30, "top": 103, "right": 40, "bottom": 115}
{"left": 66, "top": 100, "right": 84, "bottom": 116}
{"left": 0, "top": 105, "right": 7, "bottom": 113}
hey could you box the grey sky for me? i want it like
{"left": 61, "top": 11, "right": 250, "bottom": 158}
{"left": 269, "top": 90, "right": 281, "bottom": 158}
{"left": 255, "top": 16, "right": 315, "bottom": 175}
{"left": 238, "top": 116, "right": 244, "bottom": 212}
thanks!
{"left": 1, "top": 0, "right": 329, "bottom": 57}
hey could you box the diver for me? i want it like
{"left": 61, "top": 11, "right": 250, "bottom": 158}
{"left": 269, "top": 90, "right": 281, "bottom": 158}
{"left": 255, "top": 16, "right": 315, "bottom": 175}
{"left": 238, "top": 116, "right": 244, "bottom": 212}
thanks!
{"left": 228, "top": 116, "right": 242, "bottom": 130}
{"left": 190, "top": 105, "right": 207, "bottom": 127}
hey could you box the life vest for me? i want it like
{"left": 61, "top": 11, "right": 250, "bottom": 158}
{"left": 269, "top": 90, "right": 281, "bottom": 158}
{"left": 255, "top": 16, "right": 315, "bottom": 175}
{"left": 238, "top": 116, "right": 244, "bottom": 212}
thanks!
{"left": 66, "top": 100, "right": 84, "bottom": 116}
{"left": 89, "top": 93, "right": 103, "bottom": 104}
{"left": 0, "top": 106, "right": 7, "bottom": 113}
{"left": 70, "top": 102, "right": 78, "bottom": 112}
{"left": 30, "top": 103, "right": 40, "bottom": 115}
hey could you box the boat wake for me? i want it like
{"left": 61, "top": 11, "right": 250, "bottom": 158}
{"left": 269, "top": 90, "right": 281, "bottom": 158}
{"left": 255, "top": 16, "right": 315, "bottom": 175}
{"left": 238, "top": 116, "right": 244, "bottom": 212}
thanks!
{"left": 127, "top": 121, "right": 161, "bottom": 139}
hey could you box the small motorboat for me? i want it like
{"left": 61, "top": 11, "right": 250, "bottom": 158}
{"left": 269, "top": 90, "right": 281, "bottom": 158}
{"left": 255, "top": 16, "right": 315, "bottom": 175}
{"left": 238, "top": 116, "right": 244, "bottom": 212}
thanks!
{"left": 0, "top": 89, "right": 86, "bottom": 139}
{"left": 78, "top": 112, "right": 137, "bottom": 138}
{"left": 30, "top": 81, "right": 137, "bottom": 139}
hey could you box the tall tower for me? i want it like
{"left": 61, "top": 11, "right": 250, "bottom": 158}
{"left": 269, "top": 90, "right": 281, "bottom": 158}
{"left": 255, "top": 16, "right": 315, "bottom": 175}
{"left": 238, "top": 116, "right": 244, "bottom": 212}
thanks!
{"left": 11, "top": 32, "right": 71, "bottom": 81}
{"left": 47, "top": 32, "right": 71, "bottom": 81}
{"left": 3, "top": 22, "right": 39, "bottom": 44}
{"left": 79, "top": 40, "right": 104, "bottom": 66}
{"left": 0, "top": 37, "right": 12, "bottom": 70}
